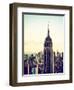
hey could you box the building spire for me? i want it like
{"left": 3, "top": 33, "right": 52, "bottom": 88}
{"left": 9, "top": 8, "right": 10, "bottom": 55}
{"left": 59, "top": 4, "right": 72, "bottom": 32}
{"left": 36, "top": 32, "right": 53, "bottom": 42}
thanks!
{"left": 48, "top": 24, "right": 49, "bottom": 36}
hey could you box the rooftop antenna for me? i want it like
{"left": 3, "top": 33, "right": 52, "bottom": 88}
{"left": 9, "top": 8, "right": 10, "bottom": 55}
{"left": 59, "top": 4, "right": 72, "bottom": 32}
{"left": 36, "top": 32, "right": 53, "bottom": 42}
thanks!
{"left": 48, "top": 22, "right": 50, "bottom": 36}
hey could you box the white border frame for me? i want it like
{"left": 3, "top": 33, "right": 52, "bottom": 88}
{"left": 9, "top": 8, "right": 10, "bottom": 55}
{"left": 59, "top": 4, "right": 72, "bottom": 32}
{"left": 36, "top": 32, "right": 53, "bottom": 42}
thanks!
{"left": 17, "top": 7, "right": 70, "bottom": 83}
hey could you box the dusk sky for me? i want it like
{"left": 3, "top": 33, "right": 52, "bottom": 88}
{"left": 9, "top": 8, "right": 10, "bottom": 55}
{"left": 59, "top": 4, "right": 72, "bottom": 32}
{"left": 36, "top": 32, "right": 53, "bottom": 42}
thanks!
{"left": 24, "top": 14, "right": 64, "bottom": 54}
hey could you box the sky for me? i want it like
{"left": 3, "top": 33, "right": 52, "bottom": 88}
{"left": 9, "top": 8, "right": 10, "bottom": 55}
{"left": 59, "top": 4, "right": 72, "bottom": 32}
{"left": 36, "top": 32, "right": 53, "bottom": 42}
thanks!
{"left": 24, "top": 14, "right": 64, "bottom": 54}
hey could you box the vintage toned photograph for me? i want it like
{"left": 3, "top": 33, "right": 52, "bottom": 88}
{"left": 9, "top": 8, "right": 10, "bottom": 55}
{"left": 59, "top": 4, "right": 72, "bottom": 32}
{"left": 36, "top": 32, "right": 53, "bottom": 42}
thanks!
{"left": 23, "top": 13, "right": 64, "bottom": 75}
{"left": 10, "top": 3, "right": 72, "bottom": 86}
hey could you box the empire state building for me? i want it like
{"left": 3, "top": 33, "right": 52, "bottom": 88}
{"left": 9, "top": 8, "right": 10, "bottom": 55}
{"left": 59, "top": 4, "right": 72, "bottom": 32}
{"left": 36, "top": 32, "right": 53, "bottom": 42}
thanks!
{"left": 44, "top": 25, "right": 54, "bottom": 73}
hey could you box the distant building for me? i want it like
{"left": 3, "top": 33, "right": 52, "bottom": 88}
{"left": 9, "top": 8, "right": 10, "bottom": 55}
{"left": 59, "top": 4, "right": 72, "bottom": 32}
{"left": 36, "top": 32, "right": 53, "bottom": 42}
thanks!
{"left": 54, "top": 52, "right": 63, "bottom": 73}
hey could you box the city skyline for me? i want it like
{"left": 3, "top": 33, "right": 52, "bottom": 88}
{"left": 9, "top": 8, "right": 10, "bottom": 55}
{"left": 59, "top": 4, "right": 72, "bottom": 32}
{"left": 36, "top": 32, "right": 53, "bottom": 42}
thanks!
{"left": 24, "top": 14, "right": 64, "bottom": 54}
{"left": 24, "top": 29, "right": 63, "bottom": 74}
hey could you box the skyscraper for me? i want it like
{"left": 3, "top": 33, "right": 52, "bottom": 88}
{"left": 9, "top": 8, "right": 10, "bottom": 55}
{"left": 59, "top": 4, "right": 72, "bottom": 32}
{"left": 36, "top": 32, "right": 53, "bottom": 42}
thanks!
{"left": 44, "top": 24, "right": 54, "bottom": 73}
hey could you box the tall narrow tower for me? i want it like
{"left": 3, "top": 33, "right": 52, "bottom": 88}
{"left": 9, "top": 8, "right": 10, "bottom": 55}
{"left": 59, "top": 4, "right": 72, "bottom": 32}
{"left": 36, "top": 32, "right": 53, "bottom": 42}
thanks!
{"left": 44, "top": 24, "right": 53, "bottom": 73}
